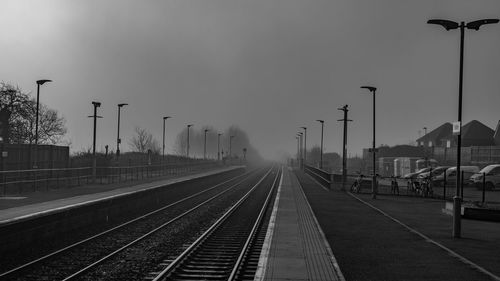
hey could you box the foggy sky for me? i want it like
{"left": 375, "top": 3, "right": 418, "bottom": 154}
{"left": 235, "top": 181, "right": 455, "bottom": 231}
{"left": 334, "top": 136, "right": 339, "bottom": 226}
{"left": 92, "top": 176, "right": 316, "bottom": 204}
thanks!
{"left": 1, "top": 0, "right": 500, "bottom": 160}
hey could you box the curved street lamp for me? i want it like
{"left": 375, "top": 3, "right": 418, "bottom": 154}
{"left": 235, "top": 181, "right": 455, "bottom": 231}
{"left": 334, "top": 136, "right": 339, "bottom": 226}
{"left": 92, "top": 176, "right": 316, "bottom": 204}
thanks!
{"left": 217, "top": 133, "right": 222, "bottom": 161}
{"left": 300, "top": 127, "right": 307, "bottom": 166}
{"left": 116, "top": 103, "right": 128, "bottom": 160}
{"left": 162, "top": 116, "right": 172, "bottom": 163}
{"left": 316, "top": 120, "right": 324, "bottom": 169}
{"left": 361, "top": 86, "right": 377, "bottom": 199}
{"left": 34, "top": 79, "right": 52, "bottom": 169}
{"left": 186, "top": 124, "right": 193, "bottom": 158}
{"left": 204, "top": 129, "right": 210, "bottom": 160}
{"left": 428, "top": 18, "right": 498, "bottom": 238}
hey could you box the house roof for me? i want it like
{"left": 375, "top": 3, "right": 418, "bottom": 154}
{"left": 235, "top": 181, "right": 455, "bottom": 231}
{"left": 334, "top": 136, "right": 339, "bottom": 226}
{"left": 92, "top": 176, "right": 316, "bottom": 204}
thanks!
{"left": 494, "top": 120, "right": 500, "bottom": 146}
{"left": 417, "top": 120, "right": 495, "bottom": 147}
{"left": 461, "top": 120, "right": 494, "bottom": 140}
{"left": 416, "top": 122, "right": 452, "bottom": 143}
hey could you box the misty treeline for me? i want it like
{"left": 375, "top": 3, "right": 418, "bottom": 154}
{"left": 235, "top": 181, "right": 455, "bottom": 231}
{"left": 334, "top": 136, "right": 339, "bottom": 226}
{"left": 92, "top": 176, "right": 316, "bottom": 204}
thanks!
{"left": 173, "top": 125, "right": 262, "bottom": 162}
{"left": 0, "top": 82, "right": 67, "bottom": 145}
{"left": 126, "top": 125, "right": 261, "bottom": 163}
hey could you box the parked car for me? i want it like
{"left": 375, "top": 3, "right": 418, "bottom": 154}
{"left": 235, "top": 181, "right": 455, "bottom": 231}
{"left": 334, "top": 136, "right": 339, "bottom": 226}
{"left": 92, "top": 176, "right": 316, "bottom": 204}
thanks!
{"left": 417, "top": 166, "right": 451, "bottom": 180}
{"left": 469, "top": 164, "right": 500, "bottom": 190}
{"left": 433, "top": 166, "right": 480, "bottom": 187}
{"left": 403, "top": 167, "right": 431, "bottom": 180}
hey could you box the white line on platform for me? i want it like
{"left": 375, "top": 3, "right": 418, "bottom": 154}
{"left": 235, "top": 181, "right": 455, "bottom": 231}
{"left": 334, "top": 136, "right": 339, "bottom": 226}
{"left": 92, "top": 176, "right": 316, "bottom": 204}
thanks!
{"left": 254, "top": 166, "right": 284, "bottom": 281}
{"left": 348, "top": 192, "right": 500, "bottom": 281}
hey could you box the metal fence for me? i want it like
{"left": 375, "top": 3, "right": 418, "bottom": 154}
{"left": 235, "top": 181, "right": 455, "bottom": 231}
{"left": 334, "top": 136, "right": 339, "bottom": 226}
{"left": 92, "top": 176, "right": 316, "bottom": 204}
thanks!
{"left": 1, "top": 160, "right": 221, "bottom": 195}
{"left": 340, "top": 173, "right": 500, "bottom": 205}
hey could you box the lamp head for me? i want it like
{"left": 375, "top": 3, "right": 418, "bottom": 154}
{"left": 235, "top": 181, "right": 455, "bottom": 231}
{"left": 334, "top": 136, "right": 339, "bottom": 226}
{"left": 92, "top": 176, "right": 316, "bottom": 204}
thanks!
{"left": 92, "top": 101, "right": 101, "bottom": 107}
{"left": 361, "top": 86, "right": 377, "bottom": 92}
{"left": 427, "top": 19, "right": 459, "bottom": 30}
{"left": 36, "top": 79, "right": 52, "bottom": 85}
{"left": 187, "top": 124, "right": 193, "bottom": 128}
{"left": 466, "top": 19, "right": 499, "bottom": 30}
{"left": 118, "top": 103, "right": 128, "bottom": 107}
{"left": 163, "top": 116, "right": 171, "bottom": 120}
{"left": 338, "top": 104, "right": 348, "bottom": 111}
{"left": 316, "top": 119, "right": 324, "bottom": 123}
{"left": 300, "top": 126, "right": 307, "bottom": 130}
{"left": 205, "top": 129, "right": 209, "bottom": 132}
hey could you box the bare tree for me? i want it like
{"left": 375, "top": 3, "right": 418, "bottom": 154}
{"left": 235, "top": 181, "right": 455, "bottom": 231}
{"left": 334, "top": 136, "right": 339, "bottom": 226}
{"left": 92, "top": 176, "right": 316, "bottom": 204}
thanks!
{"left": 128, "top": 127, "right": 161, "bottom": 154}
{"left": 1, "top": 82, "right": 67, "bottom": 144}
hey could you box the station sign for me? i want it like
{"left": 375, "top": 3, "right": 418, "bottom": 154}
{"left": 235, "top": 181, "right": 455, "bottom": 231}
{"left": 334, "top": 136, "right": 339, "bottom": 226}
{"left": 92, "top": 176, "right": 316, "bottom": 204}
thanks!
{"left": 452, "top": 121, "right": 461, "bottom": 135}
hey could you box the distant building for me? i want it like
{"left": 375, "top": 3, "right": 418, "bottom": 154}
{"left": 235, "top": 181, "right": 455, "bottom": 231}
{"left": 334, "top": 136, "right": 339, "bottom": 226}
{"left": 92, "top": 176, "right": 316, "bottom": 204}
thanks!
{"left": 416, "top": 120, "right": 496, "bottom": 148}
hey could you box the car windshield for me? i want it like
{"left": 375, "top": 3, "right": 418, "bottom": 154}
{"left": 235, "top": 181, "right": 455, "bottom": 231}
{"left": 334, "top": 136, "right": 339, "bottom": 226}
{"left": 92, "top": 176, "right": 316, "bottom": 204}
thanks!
{"left": 478, "top": 165, "right": 497, "bottom": 174}
{"left": 416, "top": 168, "right": 430, "bottom": 173}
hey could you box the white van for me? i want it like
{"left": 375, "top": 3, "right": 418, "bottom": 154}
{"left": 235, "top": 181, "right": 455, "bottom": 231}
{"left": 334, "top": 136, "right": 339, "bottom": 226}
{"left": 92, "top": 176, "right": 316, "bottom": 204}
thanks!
{"left": 433, "top": 166, "right": 479, "bottom": 186}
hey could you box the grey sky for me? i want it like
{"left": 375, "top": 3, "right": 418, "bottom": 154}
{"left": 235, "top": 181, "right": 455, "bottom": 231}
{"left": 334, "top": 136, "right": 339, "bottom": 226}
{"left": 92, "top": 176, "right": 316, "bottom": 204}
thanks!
{"left": 1, "top": 0, "right": 500, "bottom": 159}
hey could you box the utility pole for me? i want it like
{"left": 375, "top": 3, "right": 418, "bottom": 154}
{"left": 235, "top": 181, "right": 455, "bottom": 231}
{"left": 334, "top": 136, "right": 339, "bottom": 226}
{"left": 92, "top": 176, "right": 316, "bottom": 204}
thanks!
{"left": 338, "top": 105, "right": 352, "bottom": 191}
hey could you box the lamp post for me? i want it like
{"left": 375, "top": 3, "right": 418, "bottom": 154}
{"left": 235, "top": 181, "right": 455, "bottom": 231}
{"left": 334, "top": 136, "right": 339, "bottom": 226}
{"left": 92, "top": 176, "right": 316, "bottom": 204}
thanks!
{"left": 162, "top": 116, "right": 171, "bottom": 164}
{"left": 316, "top": 120, "right": 324, "bottom": 169}
{"left": 34, "top": 79, "right": 52, "bottom": 170}
{"left": 186, "top": 124, "right": 193, "bottom": 158}
{"left": 338, "top": 105, "right": 352, "bottom": 191}
{"left": 89, "top": 101, "right": 102, "bottom": 183}
{"left": 204, "top": 129, "right": 209, "bottom": 160}
{"left": 217, "top": 133, "right": 222, "bottom": 161}
{"left": 428, "top": 18, "right": 498, "bottom": 238}
{"left": 116, "top": 103, "right": 128, "bottom": 161}
{"left": 229, "top": 135, "right": 235, "bottom": 158}
{"left": 296, "top": 136, "right": 300, "bottom": 167}
{"left": 297, "top": 132, "right": 303, "bottom": 169}
{"left": 300, "top": 127, "right": 307, "bottom": 166}
{"left": 361, "top": 86, "right": 377, "bottom": 199}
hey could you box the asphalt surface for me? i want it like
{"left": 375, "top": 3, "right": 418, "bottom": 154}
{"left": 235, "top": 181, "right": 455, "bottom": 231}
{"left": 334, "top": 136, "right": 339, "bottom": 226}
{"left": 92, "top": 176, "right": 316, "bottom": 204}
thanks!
{"left": 295, "top": 170, "right": 499, "bottom": 281}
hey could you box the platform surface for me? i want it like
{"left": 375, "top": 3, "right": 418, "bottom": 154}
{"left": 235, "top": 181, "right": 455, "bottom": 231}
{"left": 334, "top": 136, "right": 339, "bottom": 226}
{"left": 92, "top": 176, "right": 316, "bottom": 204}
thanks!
{"left": 256, "top": 167, "right": 344, "bottom": 281}
{"left": 0, "top": 166, "right": 242, "bottom": 225}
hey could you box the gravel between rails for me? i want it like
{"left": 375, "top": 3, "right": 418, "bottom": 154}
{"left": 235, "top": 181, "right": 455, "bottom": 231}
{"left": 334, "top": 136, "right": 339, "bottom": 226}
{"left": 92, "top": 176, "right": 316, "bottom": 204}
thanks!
{"left": 3, "top": 169, "right": 256, "bottom": 281}
{"left": 78, "top": 168, "right": 271, "bottom": 281}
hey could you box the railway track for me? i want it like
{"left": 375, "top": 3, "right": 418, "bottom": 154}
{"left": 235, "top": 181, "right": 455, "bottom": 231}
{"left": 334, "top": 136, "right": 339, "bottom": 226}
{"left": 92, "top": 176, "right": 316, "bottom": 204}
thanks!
{"left": 0, "top": 167, "right": 269, "bottom": 281}
{"left": 151, "top": 166, "right": 281, "bottom": 281}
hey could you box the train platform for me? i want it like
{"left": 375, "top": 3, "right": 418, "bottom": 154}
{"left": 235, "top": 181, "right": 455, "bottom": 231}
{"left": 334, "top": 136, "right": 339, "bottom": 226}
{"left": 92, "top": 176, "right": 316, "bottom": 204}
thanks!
{"left": 255, "top": 167, "right": 345, "bottom": 281}
{"left": 0, "top": 165, "right": 243, "bottom": 225}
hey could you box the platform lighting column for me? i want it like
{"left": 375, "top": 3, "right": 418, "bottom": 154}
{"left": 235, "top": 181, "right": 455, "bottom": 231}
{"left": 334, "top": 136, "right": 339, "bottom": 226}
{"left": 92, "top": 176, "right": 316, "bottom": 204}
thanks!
{"left": 338, "top": 105, "right": 352, "bottom": 191}
{"left": 34, "top": 79, "right": 52, "bottom": 170}
{"left": 116, "top": 103, "right": 128, "bottom": 162}
{"left": 229, "top": 135, "right": 235, "bottom": 158}
{"left": 300, "top": 127, "right": 307, "bottom": 166}
{"left": 361, "top": 86, "right": 377, "bottom": 199}
{"left": 90, "top": 101, "right": 102, "bottom": 183}
{"left": 297, "top": 132, "right": 303, "bottom": 169}
{"left": 186, "top": 124, "right": 193, "bottom": 158}
{"left": 204, "top": 129, "right": 209, "bottom": 160}
{"left": 296, "top": 136, "right": 300, "bottom": 167}
{"left": 217, "top": 133, "right": 222, "bottom": 161}
{"left": 162, "top": 116, "right": 171, "bottom": 164}
{"left": 427, "top": 18, "right": 498, "bottom": 238}
{"left": 316, "top": 120, "right": 324, "bottom": 169}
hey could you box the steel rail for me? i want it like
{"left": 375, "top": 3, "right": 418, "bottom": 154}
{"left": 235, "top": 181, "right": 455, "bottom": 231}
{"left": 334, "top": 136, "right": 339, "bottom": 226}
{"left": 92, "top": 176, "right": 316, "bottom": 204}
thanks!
{"left": 227, "top": 166, "right": 281, "bottom": 280}
{"left": 0, "top": 168, "right": 257, "bottom": 279}
{"left": 151, "top": 166, "right": 276, "bottom": 281}
{"left": 61, "top": 168, "right": 265, "bottom": 280}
